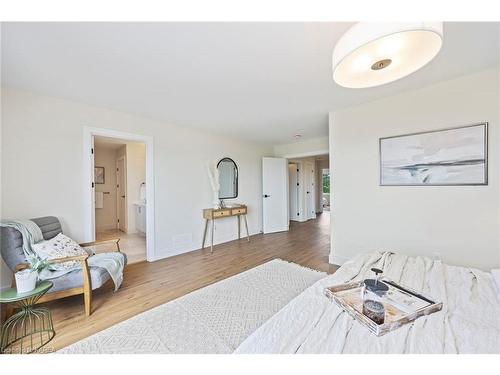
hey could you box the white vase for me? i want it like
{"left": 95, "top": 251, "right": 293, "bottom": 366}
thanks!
{"left": 213, "top": 191, "right": 220, "bottom": 209}
{"left": 15, "top": 269, "right": 38, "bottom": 293}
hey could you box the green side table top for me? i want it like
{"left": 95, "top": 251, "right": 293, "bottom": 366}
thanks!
{"left": 0, "top": 281, "right": 53, "bottom": 303}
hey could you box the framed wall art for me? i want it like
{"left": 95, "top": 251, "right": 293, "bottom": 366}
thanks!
{"left": 380, "top": 123, "right": 488, "bottom": 186}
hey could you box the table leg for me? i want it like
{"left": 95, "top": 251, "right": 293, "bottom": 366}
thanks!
{"left": 244, "top": 214, "right": 250, "bottom": 242}
{"left": 202, "top": 219, "right": 209, "bottom": 249}
{"left": 210, "top": 219, "right": 214, "bottom": 253}
{"left": 238, "top": 215, "right": 241, "bottom": 239}
{"left": 4, "top": 305, "right": 14, "bottom": 320}
{"left": 0, "top": 288, "right": 55, "bottom": 354}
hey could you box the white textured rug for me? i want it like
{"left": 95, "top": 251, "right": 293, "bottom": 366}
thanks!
{"left": 59, "top": 259, "right": 325, "bottom": 354}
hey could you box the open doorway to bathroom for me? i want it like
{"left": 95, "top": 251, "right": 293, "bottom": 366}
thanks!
{"left": 93, "top": 136, "right": 147, "bottom": 264}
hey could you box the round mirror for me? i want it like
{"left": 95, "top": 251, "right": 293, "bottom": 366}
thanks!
{"left": 217, "top": 157, "right": 238, "bottom": 199}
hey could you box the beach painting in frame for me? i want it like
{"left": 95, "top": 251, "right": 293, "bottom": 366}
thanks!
{"left": 380, "top": 123, "right": 488, "bottom": 186}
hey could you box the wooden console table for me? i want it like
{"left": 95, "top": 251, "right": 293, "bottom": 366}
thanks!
{"left": 202, "top": 205, "right": 249, "bottom": 253}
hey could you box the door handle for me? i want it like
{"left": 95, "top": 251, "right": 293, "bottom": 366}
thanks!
{"left": 307, "top": 191, "right": 310, "bottom": 194}
{"left": 263, "top": 194, "right": 271, "bottom": 198}
{"left": 121, "top": 195, "right": 125, "bottom": 198}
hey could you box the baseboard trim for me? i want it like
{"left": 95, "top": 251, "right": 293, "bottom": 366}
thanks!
{"left": 151, "top": 228, "right": 261, "bottom": 262}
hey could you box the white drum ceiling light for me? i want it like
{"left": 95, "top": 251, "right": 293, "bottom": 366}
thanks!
{"left": 332, "top": 22, "right": 443, "bottom": 88}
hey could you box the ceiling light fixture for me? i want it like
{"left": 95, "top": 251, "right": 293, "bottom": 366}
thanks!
{"left": 332, "top": 22, "right": 443, "bottom": 88}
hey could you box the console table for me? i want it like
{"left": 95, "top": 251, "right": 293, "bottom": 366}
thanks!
{"left": 202, "top": 205, "right": 249, "bottom": 253}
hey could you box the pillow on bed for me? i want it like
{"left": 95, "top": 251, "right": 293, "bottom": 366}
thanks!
{"left": 32, "top": 233, "right": 88, "bottom": 270}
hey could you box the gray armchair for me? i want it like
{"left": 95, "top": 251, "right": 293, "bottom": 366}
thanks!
{"left": 1, "top": 216, "right": 126, "bottom": 316}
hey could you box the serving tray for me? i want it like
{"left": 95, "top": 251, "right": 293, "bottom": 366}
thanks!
{"left": 324, "top": 278, "right": 442, "bottom": 336}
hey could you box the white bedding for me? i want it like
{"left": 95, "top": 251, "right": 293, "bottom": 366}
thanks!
{"left": 235, "top": 251, "right": 500, "bottom": 354}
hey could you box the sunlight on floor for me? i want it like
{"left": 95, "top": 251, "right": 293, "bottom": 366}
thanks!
{"left": 96, "top": 229, "right": 146, "bottom": 264}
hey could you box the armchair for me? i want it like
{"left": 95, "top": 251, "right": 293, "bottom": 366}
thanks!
{"left": 0, "top": 216, "right": 126, "bottom": 317}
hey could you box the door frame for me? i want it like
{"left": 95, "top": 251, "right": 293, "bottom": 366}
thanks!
{"left": 280, "top": 150, "right": 329, "bottom": 159}
{"left": 304, "top": 160, "right": 316, "bottom": 220}
{"left": 288, "top": 163, "right": 300, "bottom": 222}
{"left": 83, "top": 126, "right": 155, "bottom": 262}
{"left": 116, "top": 155, "right": 127, "bottom": 232}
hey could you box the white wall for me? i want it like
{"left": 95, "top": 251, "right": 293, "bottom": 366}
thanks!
{"left": 0, "top": 94, "right": 9, "bottom": 287}
{"left": 1, "top": 87, "right": 273, "bottom": 287}
{"left": 329, "top": 67, "right": 500, "bottom": 270}
{"left": 274, "top": 136, "right": 329, "bottom": 158}
{"left": 94, "top": 146, "right": 119, "bottom": 231}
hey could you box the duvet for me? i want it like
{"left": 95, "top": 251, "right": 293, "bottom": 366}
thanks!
{"left": 235, "top": 251, "right": 500, "bottom": 354}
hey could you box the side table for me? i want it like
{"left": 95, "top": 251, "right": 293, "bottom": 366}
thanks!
{"left": 202, "top": 205, "right": 250, "bottom": 253}
{"left": 0, "top": 281, "right": 55, "bottom": 354}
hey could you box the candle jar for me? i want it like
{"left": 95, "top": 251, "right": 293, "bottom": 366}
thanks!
{"left": 362, "top": 268, "right": 388, "bottom": 325}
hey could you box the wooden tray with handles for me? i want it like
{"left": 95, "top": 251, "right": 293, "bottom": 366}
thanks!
{"left": 324, "top": 278, "right": 443, "bottom": 336}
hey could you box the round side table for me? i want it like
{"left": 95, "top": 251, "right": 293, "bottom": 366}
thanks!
{"left": 0, "top": 281, "right": 55, "bottom": 354}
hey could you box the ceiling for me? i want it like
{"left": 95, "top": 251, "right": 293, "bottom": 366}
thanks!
{"left": 2, "top": 22, "right": 499, "bottom": 144}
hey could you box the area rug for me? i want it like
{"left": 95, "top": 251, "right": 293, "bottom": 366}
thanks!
{"left": 58, "top": 259, "right": 326, "bottom": 354}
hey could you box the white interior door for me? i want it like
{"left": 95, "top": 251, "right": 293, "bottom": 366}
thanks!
{"left": 305, "top": 161, "right": 316, "bottom": 220}
{"left": 90, "top": 136, "right": 96, "bottom": 237}
{"left": 263, "top": 157, "right": 289, "bottom": 234}
{"left": 288, "top": 163, "right": 300, "bottom": 222}
{"left": 116, "top": 157, "right": 127, "bottom": 232}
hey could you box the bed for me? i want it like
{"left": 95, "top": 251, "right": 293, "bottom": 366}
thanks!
{"left": 235, "top": 251, "right": 500, "bottom": 354}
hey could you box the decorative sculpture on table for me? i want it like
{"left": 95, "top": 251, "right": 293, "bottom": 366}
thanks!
{"left": 206, "top": 161, "right": 220, "bottom": 209}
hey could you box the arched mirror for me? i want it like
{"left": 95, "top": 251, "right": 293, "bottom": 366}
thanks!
{"left": 217, "top": 157, "right": 238, "bottom": 199}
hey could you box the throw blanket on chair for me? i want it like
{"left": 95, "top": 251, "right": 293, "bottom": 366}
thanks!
{"left": 1, "top": 220, "right": 125, "bottom": 291}
{"left": 0, "top": 219, "right": 44, "bottom": 258}
{"left": 86, "top": 251, "right": 125, "bottom": 291}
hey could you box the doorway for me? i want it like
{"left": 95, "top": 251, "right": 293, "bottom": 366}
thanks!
{"left": 93, "top": 136, "right": 147, "bottom": 264}
{"left": 261, "top": 154, "right": 330, "bottom": 238}
{"left": 83, "top": 127, "right": 155, "bottom": 262}
{"left": 287, "top": 155, "right": 328, "bottom": 222}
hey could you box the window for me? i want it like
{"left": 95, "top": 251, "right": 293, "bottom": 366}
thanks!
{"left": 322, "top": 171, "right": 330, "bottom": 194}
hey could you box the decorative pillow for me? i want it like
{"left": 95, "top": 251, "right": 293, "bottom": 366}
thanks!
{"left": 32, "top": 233, "right": 88, "bottom": 270}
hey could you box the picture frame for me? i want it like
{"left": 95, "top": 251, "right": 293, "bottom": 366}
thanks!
{"left": 379, "top": 123, "right": 488, "bottom": 186}
{"left": 95, "top": 166, "right": 105, "bottom": 184}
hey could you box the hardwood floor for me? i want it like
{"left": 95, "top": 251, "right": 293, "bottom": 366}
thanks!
{"left": 22, "top": 212, "right": 336, "bottom": 352}
{"left": 96, "top": 229, "right": 146, "bottom": 264}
